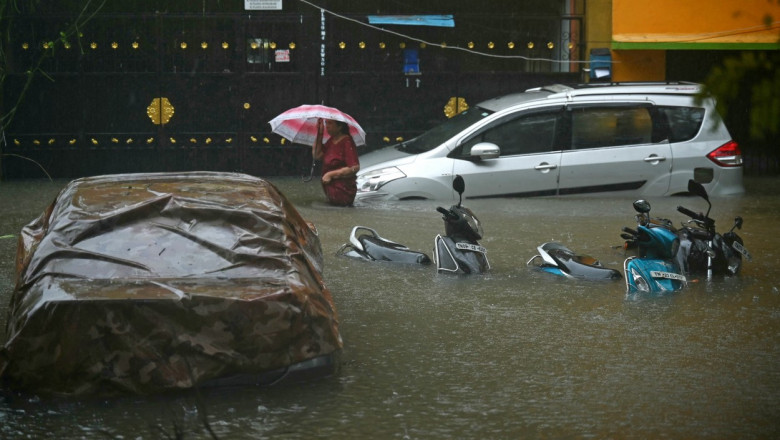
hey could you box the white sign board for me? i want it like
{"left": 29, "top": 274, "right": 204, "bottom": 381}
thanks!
{"left": 275, "top": 49, "right": 290, "bottom": 62}
{"left": 245, "top": 0, "right": 282, "bottom": 10}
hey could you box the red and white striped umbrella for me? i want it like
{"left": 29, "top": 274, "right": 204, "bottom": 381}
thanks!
{"left": 268, "top": 104, "right": 367, "bottom": 146}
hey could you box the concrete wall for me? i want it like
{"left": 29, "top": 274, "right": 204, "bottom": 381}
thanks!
{"left": 613, "top": 0, "right": 780, "bottom": 47}
{"left": 588, "top": 0, "right": 779, "bottom": 82}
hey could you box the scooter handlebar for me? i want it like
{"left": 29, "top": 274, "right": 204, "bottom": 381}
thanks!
{"left": 677, "top": 205, "right": 714, "bottom": 227}
{"left": 677, "top": 205, "right": 701, "bottom": 220}
{"left": 436, "top": 206, "right": 458, "bottom": 220}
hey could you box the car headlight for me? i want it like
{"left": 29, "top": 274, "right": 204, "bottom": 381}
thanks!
{"left": 357, "top": 167, "right": 406, "bottom": 192}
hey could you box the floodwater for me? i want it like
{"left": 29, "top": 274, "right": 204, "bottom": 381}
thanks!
{"left": 1, "top": 175, "right": 779, "bottom": 439}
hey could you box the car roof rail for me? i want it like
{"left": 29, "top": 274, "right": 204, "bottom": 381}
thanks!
{"left": 525, "top": 84, "right": 574, "bottom": 94}
{"left": 541, "top": 81, "right": 703, "bottom": 99}
{"left": 573, "top": 80, "right": 700, "bottom": 88}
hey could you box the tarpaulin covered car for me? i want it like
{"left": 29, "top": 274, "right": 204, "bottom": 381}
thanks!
{"left": 0, "top": 172, "right": 342, "bottom": 396}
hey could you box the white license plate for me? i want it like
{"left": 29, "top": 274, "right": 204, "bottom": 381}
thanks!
{"left": 455, "top": 242, "right": 486, "bottom": 253}
{"left": 650, "top": 271, "right": 686, "bottom": 282}
{"left": 732, "top": 241, "right": 752, "bottom": 261}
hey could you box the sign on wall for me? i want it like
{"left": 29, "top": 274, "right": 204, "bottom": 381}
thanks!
{"left": 245, "top": 0, "right": 282, "bottom": 10}
{"left": 275, "top": 49, "right": 290, "bottom": 62}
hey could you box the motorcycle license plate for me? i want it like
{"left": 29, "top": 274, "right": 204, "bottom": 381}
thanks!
{"left": 455, "top": 242, "right": 486, "bottom": 254}
{"left": 650, "top": 271, "right": 686, "bottom": 282}
{"left": 731, "top": 241, "right": 753, "bottom": 262}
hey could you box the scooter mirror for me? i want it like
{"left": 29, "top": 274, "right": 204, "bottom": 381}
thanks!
{"left": 453, "top": 175, "right": 465, "bottom": 207}
{"left": 687, "top": 179, "right": 709, "bottom": 202}
{"left": 453, "top": 175, "right": 465, "bottom": 195}
{"left": 734, "top": 216, "right": 743, "bottom": 230}
{"left": 633, "top": 199, "right": 651, "bottom": 214}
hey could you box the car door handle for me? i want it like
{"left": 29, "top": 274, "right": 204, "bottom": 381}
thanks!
{"left": 643, "top": 155, "right": 667, "bottom": 162}
{"left": 534, "top": 163, "right": 558, "bottom": 170}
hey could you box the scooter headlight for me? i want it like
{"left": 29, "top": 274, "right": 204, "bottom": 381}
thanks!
{"left": 630, "top": 268, "right": 650, "bottom": 292}
{"left": 357, "top": 167, "right": 406, "bottom": 192}
{"left": 463, "top": 210, "right": 484, "bottom": 240}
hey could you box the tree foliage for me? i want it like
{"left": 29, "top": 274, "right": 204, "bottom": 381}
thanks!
{"left": 702, "top": 7, "right": 779, "bottom": 145}
{"left": 703, "top": 51, "right": 780, "bottom": 143}
{"left": 0, "top": 0, "right": 105, "bottom": 179}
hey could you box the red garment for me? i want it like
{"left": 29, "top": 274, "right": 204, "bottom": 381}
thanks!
{"left": 321, "top": 135, "right": 360, "bottom": 206}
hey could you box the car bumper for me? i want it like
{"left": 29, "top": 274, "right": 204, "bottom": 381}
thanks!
{"left": 355, "top": 190, "right": 400, "bottom": 202}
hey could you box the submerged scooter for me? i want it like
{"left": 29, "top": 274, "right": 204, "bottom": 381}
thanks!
{"left": 621, "top": 199, "right": 687, "bottom": 294}
{"left": 527, "top": 242, "right": 622, "bottom": 281}
{"left": 433, "top": 175, "right": 490, "bottom": 274}
{"left": 676, "top": 179, "right": 751, "bottom": 279}
{"left": 336, "top": 226, "right": 431, "bottom": 265}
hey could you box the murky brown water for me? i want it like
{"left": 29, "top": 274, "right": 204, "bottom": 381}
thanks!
{"left": 1, "top": 176, "right": 779, "bottom": 439}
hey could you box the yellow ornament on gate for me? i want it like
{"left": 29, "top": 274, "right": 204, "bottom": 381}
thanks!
{"left": 444, "top": 97, "right": 469, "bottom": 118}
{"left": 147, "top": 97, "right": 175, "bottom": 125}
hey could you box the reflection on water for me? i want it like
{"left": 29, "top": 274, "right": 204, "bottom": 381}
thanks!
{"left": 1, "top": 176, "right": 779, "bottom": 438}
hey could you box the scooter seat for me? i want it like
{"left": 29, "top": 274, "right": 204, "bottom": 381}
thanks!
{"left": 573, "top": 255, "right": 600, "bottom": 266}
{"left": 358, "top": 235, "right": 431, "bottom": 265}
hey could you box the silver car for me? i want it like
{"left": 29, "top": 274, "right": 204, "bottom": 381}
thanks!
{"left": 356, "top": 83, "right": 744, "bottom": 201}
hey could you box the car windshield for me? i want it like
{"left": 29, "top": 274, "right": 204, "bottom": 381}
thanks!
{"left": 396, "top": 107, "right": 493, "bottom": 153}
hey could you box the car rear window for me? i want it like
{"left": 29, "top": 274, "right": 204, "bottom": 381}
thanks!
{"left": 657, "top": 107, "right": 705, "bottom": 143}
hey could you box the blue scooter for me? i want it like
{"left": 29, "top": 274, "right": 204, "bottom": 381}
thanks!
{"left": 621, "top": 199, "right": 687, "bottom": 294}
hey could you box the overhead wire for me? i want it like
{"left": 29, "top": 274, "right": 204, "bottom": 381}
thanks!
{"left": 296, "top": 0, "right": 591, "bottom": 64}
{"left": 298, "top": 0, "right": 780, "bottom": 65}
{"left": 642, "top": 21, "right": 780, "bottom": 43}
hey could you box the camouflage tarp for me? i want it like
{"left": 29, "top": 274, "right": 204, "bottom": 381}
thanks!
{"left": 0, "top": 172, "right": 342, "bottom": 396}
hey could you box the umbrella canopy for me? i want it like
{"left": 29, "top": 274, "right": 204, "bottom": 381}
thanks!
{"left": 269, "top": 104, "right": 367, "bottom": 147}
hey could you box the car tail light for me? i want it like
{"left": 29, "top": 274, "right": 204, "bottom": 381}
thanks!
{"left": 707, "top": 140, "right": 743, "bottom": 167}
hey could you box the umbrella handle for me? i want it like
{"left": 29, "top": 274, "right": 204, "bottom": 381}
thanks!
{"left": 302, "top": 160, "right": 317, "bottom": 182}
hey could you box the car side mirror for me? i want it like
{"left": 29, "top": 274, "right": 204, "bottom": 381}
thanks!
{"left": 470, "top": 142, "right": 500, "bottom": 160}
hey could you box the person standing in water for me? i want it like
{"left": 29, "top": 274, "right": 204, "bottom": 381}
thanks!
{"left": 313, "top": 118, "right": 361, "bottom": 206}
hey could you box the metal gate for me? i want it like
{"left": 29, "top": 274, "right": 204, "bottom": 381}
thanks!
{"left": 2, "top": 7, "right": 582, "bottom": 179}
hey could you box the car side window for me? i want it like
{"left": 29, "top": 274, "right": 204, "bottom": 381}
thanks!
{"left": 455, "top": 111, "right": 560, "bottom": 158}
{"left": 657, "top": 107, "right": 705, "bottom": 142}
{"left": 571, "top": 106, "right": 654, "bottom": 149}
